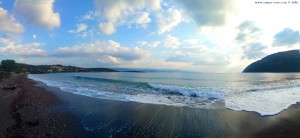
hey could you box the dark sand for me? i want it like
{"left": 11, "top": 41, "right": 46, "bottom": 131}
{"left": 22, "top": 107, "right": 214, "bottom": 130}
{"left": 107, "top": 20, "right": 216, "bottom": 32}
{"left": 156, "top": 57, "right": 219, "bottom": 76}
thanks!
{"left": 1, "top": 74, "right": 300, "bottom": 137}
{"left": 0, "top": 74, "right": 85, "bottom": 137}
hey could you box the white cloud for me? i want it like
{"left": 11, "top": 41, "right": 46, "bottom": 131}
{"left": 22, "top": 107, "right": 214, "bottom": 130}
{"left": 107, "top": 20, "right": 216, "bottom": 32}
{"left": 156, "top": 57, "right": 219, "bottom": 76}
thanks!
{"left": 236, "top": 0, "right": 299, "bottom": 33}
{"left": 94, "top": 0, "right": 162, "bottom": 35}
{"left": 0, "top": 7, "right": 24, "bottom": 34}
{"left": 273, "top": 28, "right": 299, "bottom": 47}
{"left": 32, "top": 34, "right": 37, "bottom": 39}
{"left": 156, "top": 8, "right": 182, "bottom": 34}
{"left": 82, "top": 11, "right": 94, "bottom": 20}
{"left": 99, "top": 23, "right": 116, "bottom": 35}
{"left": 14, "top": 0, "right": 60, "bottom": 29}
{"left": 234, "top": 0, "right": 299, "bottom": 59}
{"left": 81, "top": 32, "right": 88, "bottom": 38}
{"left": 163, "top": 35, "right": 181, "bottom": 48}
{"left": 68, "top": 23, "right": 88, "bottom": 33}
{"left": 184, "top": 39, "right": 199, "bottom": 45}
{"left": 166, "top": 47, "right": 229, "bottom": 66}
{"left": 148, "top": 41, "right": 161, "bottom": 47}
{"left": 55, "top": 40, "right": 148, "bottom": 62}
{"left": 0, "top": 37, "right": 47, "bottom": 57}
{"left": 175, "top": 0, "right": 236, "bottom": 30}
{"left": 137, "top": 40, "right": 161, "bottom": 47}
{"left": 107, "top": 56, "right": 122, "bottom": 64}
{"left": 134, "top": 12, "right": 151, "bottom": 27}
{"left": 235, "top": 20, "right": 261, "bottom": 43}
{"left": 241, "top": 42, "right": 267, "bottom": 59}
{"left": 0, "top": 37, "right": 15, "bottom": 46}
{"left": 235, "top": 21, "right": 268, "bottom": 60}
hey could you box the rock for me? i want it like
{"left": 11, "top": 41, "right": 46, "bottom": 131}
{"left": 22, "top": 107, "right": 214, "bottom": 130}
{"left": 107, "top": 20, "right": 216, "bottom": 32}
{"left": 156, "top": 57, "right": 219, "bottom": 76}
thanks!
{"left": 1, "top": 84, "right": 17, "bottom": 90}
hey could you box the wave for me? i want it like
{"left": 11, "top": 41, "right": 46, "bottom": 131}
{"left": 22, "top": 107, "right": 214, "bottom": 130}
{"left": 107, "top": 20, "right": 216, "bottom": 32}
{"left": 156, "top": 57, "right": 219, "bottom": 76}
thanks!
{"left": 244, "top": 84, "right": 300, "bottom": 92}
{"left": 148, "top": 83, "right": 224, "bottom": 99}
{"left": 73, "top": 76, "right": 224, "bottom": 100}
{"left": 73, "top": 76, "right": 151, "bottom": 89}
{"left": 241, "top": 79, "right": 300, "bottom": 93}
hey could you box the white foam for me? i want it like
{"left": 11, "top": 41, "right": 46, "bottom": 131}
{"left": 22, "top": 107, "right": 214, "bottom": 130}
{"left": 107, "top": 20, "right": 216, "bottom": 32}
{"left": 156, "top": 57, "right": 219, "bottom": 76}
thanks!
{"left": 148, "top": 83, "right": 224, "bottom": 100}
{"left": 125, "top": 93, "right": 224, "bottom": 109}
{"left": 225, "top": 86, "right": 300, "bottom": 116}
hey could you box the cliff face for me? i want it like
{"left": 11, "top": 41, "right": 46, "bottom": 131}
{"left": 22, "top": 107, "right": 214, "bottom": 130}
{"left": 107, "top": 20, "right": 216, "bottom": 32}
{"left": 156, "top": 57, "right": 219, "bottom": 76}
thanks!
{"left": 243, "top": 50, "right": 300, "bottom": 73}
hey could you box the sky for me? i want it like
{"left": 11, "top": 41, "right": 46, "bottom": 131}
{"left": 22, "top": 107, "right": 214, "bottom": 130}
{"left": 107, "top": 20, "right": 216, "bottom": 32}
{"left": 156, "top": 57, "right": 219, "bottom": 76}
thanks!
{"left": 0, "top": 0, "right": 299, "bottom": 72}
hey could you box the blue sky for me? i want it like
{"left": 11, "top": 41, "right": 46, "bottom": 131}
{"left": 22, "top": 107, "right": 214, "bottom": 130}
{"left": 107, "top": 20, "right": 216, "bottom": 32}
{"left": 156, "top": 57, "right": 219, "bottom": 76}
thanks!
{"left": 0, "top": 0, "right": 299, "bottom": 72}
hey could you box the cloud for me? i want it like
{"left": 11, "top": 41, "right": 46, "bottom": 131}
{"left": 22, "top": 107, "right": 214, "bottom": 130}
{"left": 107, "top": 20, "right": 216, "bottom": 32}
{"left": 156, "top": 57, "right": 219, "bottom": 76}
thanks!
{"left": 54, "top": 40, "right": 148, "bottom": 62}
{"left": 184, "top": 39, "right": 199, "bottom": 45}
{"left": 82, "top": 11, "right": 94, "bottom": 20}
{"left": 68, "top": 23, "right": 88, "bottom": 33}
{"left": 163, "top": 35, "right": 181, "bottom": 48}
{"left": 166, "top": 49, "right": 229, "bottom": 66}
{"left": 94, "top": 0, "right": 162, "bottom": 35}
{"left": 235, "top": 20, "right": 261, "bottom": 43}
{"left": 156, "top": 8, "right": 182, "bottom": 34}
{"left": 14, "top": 0, "right": 60, "bottom": 29}
{"left": 0, "top": 7, "right": 24, "bottom": 34}
{"left": 68, "top": 24, "right": 89, "bottom": 38}
{"left": 0, "top": 37, "right": 47, "bottom": 57}
{"left": 99, "top": 23, "right": 116, "bottom": 35}
{"left": 107, "top": 56, "right": 122, "bottom": 64}
{"left": 174, "top": 0, "right": 235, "bottom": 29}
{"left": 137, "top": 40, "right": 160, "bottom": 47}
{"left": 235, "top": 21, "right": 267, "bottom": 60}
{"left": 134, "top": 12, "right": 151, "bottom": 27}
{"left": 242, "top": 42, "right": 267, "bottom": 59}
{"left": 0, "top": 36, "right": 15, "bottom": 46}
{"left": 273, "top": 28, "right": 299, "bottom": 47}
{"left": 32, "top": 34, "right": 37, "bottom": 39}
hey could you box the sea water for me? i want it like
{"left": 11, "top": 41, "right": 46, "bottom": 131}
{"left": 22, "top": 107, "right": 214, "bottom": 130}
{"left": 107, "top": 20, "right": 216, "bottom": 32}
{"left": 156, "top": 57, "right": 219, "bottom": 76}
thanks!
{"left": 28, "top": 72, "right": 300, "bottom": 116}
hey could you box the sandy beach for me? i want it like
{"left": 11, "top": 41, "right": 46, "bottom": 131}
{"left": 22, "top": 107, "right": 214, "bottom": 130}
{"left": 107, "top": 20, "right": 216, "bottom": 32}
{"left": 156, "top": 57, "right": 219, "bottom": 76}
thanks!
{"left": 0, "top": 74, "right": 85, "bottom": 137}
{"left": 1, "top": 74, "right": 300, "bottom": 137}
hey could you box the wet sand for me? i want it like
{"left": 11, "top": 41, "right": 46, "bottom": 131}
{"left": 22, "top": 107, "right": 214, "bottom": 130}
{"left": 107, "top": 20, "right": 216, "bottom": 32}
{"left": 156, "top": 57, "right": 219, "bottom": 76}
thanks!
{"left": 1, "top": 73, "right": 300, "bottom": 137}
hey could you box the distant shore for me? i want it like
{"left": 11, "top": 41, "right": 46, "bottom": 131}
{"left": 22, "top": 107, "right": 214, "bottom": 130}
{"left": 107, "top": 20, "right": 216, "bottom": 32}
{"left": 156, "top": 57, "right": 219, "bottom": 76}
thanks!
{"left": 1, "top": 73, "right": 300, "bottom": 137}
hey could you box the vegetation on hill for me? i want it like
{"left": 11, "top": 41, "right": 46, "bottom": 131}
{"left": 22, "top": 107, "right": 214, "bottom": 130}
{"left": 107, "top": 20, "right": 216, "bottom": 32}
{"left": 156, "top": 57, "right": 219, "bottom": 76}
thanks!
{"left": 243, "top": 50, "right": 300, "bottom": 73}
{"left": 0, "top": 60, "right": 118, "bottom": 74}
{"left": 1, "top": 60, "right": 18, "bottom": 72}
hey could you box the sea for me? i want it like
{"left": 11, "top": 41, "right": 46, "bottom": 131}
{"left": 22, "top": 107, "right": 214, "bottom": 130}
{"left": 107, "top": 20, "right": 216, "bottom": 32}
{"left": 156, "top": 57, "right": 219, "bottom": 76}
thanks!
{"left": 28, "top": 72, "right": 300, "bottom": 116}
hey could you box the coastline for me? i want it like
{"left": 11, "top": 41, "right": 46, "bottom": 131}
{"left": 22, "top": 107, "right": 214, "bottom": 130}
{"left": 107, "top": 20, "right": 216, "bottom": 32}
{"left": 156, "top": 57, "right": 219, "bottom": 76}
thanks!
{"left": 1, "top": 74, "right": 300, "bottom": 137}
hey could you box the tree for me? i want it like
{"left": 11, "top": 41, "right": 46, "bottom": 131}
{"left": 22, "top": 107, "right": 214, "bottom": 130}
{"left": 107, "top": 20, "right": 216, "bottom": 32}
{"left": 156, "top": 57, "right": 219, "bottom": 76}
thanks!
{"left": 1, "top": 60, "right": 17, "bottom": 72}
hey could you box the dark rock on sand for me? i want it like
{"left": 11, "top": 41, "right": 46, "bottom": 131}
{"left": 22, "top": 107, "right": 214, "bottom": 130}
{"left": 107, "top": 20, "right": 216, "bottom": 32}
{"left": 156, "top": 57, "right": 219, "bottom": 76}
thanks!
{"left": 1, "top": 84, "right": 17, "bottom": 90}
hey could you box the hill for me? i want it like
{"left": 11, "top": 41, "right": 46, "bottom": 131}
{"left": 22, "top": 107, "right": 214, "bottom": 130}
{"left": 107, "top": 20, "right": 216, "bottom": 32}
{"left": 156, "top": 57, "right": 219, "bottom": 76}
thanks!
{"left": 17, "top": 64, "right": 118, "bottom": 74}
{"left": 0, "top": 60, "right": 118, "bottom": 74}
{"left": 243, "top": 50, "right": 300, "bottom": 73}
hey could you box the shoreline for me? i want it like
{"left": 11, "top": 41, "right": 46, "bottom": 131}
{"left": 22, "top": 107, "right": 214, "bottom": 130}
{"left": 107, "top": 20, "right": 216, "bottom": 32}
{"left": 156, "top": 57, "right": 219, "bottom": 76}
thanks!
{"left": 1, "top": 74, "right": 300, "bottom": 137}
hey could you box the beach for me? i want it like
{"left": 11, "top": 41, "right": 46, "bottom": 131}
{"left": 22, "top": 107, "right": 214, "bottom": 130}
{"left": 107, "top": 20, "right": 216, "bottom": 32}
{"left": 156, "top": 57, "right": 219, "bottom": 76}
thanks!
{"left": 1, "top": 73, "right": 300, "bottom": 137}
{"left": 0, "top": 74, "right": 85, "bottom": 137}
